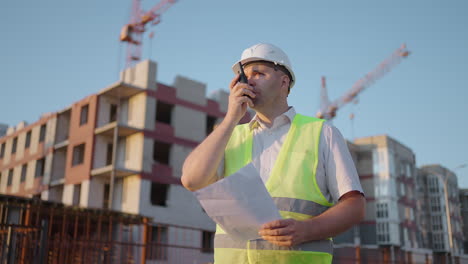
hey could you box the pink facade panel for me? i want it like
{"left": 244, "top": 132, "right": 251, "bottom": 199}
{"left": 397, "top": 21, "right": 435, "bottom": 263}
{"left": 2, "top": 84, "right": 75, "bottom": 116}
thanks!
{"left": 65, "top": 95, "right": 97, "bottom": 185}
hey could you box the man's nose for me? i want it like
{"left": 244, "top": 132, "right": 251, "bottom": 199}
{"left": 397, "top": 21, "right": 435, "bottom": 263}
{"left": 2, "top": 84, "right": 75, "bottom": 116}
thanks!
{"left": 247, "top": 77, "right": 255, "bottom": 87}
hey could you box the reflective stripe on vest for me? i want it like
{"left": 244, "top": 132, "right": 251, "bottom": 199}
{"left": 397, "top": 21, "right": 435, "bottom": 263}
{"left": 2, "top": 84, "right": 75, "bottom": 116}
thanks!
{"left": 272, "top": 197, "right": 329, "bottom": 216}
{"left": 215, "top": 234, "right": 333, "bottom": 253}
{"left": 217, "top": 114, "right": 333, "bottom": 263}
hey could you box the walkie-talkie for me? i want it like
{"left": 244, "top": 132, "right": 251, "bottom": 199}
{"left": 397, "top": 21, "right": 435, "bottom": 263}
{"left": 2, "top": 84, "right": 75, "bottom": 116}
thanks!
{"left": 237, "top": 62, "right": 253, "bottom": 100}
{"left": 238, "top": 62, "right": 248, "bottom": 84}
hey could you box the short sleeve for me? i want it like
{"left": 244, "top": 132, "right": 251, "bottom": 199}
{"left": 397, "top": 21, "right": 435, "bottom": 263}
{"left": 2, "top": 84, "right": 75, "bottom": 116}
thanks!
{"left": 315, "top": 123, "right": 364, "bottom": 203}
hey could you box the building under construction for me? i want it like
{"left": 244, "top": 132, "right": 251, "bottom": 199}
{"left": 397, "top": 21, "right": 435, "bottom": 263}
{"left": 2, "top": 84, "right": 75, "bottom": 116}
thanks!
{"left": 334, "top": 135, "right": 466, "bottom": 264}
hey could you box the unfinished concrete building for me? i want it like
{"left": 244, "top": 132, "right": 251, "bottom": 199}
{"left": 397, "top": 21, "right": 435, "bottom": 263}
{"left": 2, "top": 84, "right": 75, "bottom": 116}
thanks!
{"left": 0, "top": 60, "right": 251, "bottom": 263}
{"left": 419, "top": 164, "right": 465, "bottom": 263}
{"left": 334, "top": 135, "right": 433, "bottom": 263}
{"left": 333, "top": 135, "right": 468, "bottom": 264}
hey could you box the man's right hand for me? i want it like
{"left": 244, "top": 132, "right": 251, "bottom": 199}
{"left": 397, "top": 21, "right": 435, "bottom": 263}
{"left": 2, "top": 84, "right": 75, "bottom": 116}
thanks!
{"left": 226, "top": 74, "right": 256, "bottom": 124}
{"left": 181, "top": 75, "right": 256, "bottom": 191}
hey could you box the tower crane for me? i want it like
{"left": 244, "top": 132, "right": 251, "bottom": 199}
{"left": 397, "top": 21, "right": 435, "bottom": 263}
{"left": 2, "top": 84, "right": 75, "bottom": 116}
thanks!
{"left": 316, "top": 44, "right": 410, "bottom": 120}
{"left": 120, "top": 0, "right": 176, "bottom": 68}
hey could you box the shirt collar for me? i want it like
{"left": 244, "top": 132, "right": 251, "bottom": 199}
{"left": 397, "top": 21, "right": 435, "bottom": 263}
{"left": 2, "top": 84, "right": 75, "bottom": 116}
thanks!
{"left": 248, "top": 107, "right": 296, "bottom": 131}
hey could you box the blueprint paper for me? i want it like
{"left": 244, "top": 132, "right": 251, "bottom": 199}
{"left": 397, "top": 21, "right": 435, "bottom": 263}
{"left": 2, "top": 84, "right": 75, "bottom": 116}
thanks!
{"left": 194, "top": 163, "right": 281, "bottom": 242}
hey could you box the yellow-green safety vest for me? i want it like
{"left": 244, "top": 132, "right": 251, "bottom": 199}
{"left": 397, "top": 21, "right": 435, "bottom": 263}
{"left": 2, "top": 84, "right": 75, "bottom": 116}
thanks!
{"left": 215, "top": 114, "right": 334, "bottom": 264}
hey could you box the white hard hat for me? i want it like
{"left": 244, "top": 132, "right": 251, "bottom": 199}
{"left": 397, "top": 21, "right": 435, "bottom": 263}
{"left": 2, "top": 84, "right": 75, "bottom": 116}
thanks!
{"left": 232, "top": 43, "right": 295, "bottom": 89}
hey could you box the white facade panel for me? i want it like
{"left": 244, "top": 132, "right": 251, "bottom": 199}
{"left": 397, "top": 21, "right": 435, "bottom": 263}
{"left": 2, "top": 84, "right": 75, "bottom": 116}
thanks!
{"left": 173, "top": 106, "right": 205, "bottom": 142}
{"left": 25, "top": 160, "right": 35, "bottom": 189}
{"left": 62, "top": 184, "right": 74, "bottom": 205}
{"left": 139, "top": 179, "right": 214, "bottom": 230}
{"left": 29, "top": 125, "right": 40, "bottom": 155}
{"left": 121, "top": 175, "right": 141, "bottom": 214}
{"left": 11, "top": 165, "right": 20, "bottom": 193}
{"left": 125, "top": 133, "right": 144, "bottom": 171}
{"left": 174, "top": 76, "right": 206, "bottom": 106}
{"left": 16, "top": 131, "right": 26, "bottom": 160}
{"left": 142, "top": 138, "right": 153, "bottom": 173}
{"left": 120, "top": 60, "right": 157, "bottom": 89}
{"left": 3, "top": 138, "right": 11, "bottom": 164}
{"left": 128, "top": 93, "right": 147, "bottom": 129}
{"left": 0, "top": 170, "right": 7, "bottom": 192}
{"left": 171, "top": 145, "right": 192, "bottom": 179}
{"left": 144, "top": 97, "right": 156, "bottom": 130}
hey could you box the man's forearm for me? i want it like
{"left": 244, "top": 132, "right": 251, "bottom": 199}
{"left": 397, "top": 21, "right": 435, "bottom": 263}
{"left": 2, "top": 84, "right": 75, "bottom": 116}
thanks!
{"left": 181, "top": 118, "right": 238, "bottom": 191}
{"left": 304, "top": 192, "right": 366, "bottom": 241}
{"left": 259, "top": 191, "right": 365, "bottom": 246}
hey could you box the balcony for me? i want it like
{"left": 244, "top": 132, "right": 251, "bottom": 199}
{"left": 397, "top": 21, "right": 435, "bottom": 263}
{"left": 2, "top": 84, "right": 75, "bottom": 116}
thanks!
{"left": 54, "top": 140, "right": 69, "bottom": 150}
{"left": 98, "top": 81, "right": 145, "bottom": 99}
{"left": 94, "top": 122, "right": 141, "bottom": 138}
{"left": 91, "top": 165, "right": 139, "bottom": 178}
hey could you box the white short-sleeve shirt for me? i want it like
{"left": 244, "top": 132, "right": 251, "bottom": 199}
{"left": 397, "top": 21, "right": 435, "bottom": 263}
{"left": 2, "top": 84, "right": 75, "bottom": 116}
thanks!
{"left": 220, "top": 107, "right": 363, "bottom": 203}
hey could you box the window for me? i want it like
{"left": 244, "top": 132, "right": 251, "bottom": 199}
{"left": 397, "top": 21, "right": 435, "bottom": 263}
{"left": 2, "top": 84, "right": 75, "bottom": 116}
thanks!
{"left": 0, "top": 143, "right": 4, "bottom": 158}
{"left": 400, "top": 182, "right": 406, "bottom": 196}
{"left": 150, "top": 183, "right": 169, "bottom": 206}
{"left": 206, "top": 115, "right": 217, "bottom": 135}
{"left": 73, "top": 184, "right": 81, "bottom": 206}
{"left": 12, "top": 137, "right": 17, "bottom": 154}
{"left": 376, "top": 202, "right": 389, "bottom": 218}
{"left": 7, "top": 169, "right": 13, "bottom": 186}
{"left": 39, "top": 125, "right": 46, "bottom": 142}
{"left": 72, "top": 144, "right": 85, "bottom": 166}
{"left": 25, "top": 131, "right": 31, "bottom": 148}
{"left": 80, "top": 104, "right": 89, "bottom": 125}
{"left": 109, "top": 104, "right": 117, "bottom": 122}
{"left": 153, "top": 141, "right": 171, "bottom": 164}
{"left": 20, "top": 164, "right": 27, "bottom": 182}
{"left": 406, "top": 163, "right": 413, "bottom": 178}
{"left": 103, "top": 184, "right": 110, "bottom": 209}
{"left": 201, "top": 231, "right": 214, "bottom": 253}
{"left": 147, "top": 225, "right": 168, "bottom": 260}
{"left": 431, "top": 197, "right": 441, "bottom": 211}
{"left": 106, "top": 143, "right": 113, "bottom": 165}
{"left": 155, "top": 101, "right": 173, "bottom": 124}
{"left": 377, "top": 222, "right": 390, "bottom": 243}
{"left": 432, "top": 215, "right": 443, "bottom": 231}
{"left": 35, "top": 158, "right": 45, "bottom": 177}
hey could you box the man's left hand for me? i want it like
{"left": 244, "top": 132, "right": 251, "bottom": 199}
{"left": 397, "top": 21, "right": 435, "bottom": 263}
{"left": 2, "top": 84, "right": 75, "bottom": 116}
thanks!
{"left": 258, "top": 218, "right": 307, "bottom": 247}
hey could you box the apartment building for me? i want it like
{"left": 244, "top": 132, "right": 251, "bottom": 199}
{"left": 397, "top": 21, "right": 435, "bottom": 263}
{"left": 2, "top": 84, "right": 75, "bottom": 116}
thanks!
{"left": 419, "top": 165, "right": 465, "bottom": 263}
{"left": 0, "top": 123, "right": 7, "bottom": 137}
{"left": 460, "top": 189, "right": 468, "bottom": 254}
{"left": 0, "top": 60, "right": 250, "bottom": 263}
{"left": 334, "top": 135, "right": 433, "bottom": 263}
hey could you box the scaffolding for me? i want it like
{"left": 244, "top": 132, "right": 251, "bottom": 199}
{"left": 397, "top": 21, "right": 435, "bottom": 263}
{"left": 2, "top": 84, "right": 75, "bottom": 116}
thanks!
{"left": 0, "top": 194, "right": 214, "bottom": 264}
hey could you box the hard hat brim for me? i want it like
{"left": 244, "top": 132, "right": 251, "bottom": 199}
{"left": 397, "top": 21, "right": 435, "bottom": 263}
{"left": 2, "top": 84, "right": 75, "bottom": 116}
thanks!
{"left": 231, "top": 57, "right": 295, "bottom": 89}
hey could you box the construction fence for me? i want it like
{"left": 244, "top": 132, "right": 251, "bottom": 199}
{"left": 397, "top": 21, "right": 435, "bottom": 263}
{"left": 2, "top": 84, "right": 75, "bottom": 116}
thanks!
{"left": 0, "top": 194, "right": 214, "bottom": 264}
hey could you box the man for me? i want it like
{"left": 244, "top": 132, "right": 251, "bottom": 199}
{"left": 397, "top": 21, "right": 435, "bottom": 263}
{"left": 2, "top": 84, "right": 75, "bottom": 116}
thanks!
{"left": 182, "top": 43, "right": 365, "bottom": 263}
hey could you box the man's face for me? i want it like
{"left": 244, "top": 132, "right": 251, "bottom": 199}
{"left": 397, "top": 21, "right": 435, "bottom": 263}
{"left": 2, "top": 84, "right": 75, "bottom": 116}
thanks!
{"left": 243, "top": 62, "right": 289, "bottom": 110}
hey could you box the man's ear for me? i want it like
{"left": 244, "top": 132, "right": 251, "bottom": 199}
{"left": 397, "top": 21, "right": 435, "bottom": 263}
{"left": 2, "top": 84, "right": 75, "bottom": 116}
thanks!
{"left": 281, "top": 75, "right": 291, "bottom": 94}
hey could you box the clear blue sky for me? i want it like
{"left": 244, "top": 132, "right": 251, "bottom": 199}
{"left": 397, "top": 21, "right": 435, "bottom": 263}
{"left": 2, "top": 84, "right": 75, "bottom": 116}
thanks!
{"left": 1, "top": 0, "right": 467, "bottom": 187}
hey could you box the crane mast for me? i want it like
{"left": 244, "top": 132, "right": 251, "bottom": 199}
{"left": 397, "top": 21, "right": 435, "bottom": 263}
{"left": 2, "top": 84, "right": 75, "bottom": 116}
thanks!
{"left": 120, "top": 0, "right": 176, "bottom": 69}
{"left": 316, "top": 44, "right": 410, "bottom": 120}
